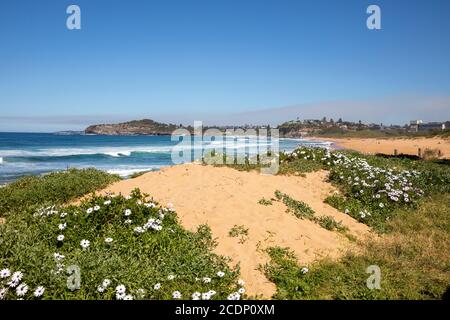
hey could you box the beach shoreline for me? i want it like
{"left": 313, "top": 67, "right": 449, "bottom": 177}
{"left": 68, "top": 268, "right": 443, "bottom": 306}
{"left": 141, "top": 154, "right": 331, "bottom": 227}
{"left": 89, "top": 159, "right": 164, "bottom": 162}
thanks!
{"left": 309, "top": 136, "right": 450, "bottom": 158}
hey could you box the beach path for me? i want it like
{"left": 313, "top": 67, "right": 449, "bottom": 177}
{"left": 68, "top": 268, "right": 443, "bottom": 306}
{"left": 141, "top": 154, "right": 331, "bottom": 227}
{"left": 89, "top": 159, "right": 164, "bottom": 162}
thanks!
{"left": 100, "top": 164, "right": 370, "bottom": 298}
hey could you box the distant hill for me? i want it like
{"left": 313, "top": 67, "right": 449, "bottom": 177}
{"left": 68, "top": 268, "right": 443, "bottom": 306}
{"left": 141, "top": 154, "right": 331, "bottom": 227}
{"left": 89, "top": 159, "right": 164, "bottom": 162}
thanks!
{"left": 85, "top": 119, "right": 186, "bottom": 135}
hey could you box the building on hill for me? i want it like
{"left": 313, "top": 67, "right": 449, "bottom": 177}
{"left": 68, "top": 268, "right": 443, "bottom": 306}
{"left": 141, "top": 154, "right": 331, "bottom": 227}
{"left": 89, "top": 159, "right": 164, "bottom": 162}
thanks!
{"left": 409, "top": 120, "right": 447, "bottom": 132}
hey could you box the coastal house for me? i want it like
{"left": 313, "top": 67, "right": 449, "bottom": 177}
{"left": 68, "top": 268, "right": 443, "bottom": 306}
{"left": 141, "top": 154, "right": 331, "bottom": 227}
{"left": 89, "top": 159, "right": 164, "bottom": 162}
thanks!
{"left": 409, "top": 120, "right": 447, "bottom": 132}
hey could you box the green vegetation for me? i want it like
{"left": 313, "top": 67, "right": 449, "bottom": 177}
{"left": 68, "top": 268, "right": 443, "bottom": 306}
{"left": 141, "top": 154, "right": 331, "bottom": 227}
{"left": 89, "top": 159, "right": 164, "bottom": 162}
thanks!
{"left": 0, "top": 169, "right": 121, "bottom": 218}
{"left": 263, "top": 194, "right": 450, "bottom": 300}
{"left": 258, "top": 198, "right": 273, "bottom": 206}
{"left": 274, "top": 190, "right": 348, "bottom": 234}
{"left": 0, "top": 171, "right": 245, "bottom": 300}
{"left": 274, "top": 191, "right": 315, "bottom": 220}
{"left": 263, "top": 147, "right": 450, "bottom": 299}
{"left": 128, "top": 170, "right": 153, "bottom": 179}
{"left": 228, "top": 225, "right": 249, "bottom": 244}
{"left": 282, "top": 147, "right": 450, "bottom": 231}
{"left": 315, "top": 215, "right": 347, "bottom": 233}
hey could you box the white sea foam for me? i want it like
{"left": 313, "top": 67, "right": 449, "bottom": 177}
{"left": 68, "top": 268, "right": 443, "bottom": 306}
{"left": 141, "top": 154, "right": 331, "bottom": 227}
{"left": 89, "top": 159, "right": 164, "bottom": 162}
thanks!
{"left": 0, "top": 138, "right": 327, "bottom": 159}
{"left": 106, "top": 166, "right": 163, "bottom": 177}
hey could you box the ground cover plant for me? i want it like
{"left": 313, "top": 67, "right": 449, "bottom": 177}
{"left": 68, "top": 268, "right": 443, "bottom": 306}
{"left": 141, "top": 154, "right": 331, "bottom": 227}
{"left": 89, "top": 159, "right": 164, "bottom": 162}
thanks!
{"left": 0, "top": 171, "right": 246, "bottom": 300}
{"left": 273, "top": 190, "right": 347, "bottom": 234}
{"left": 263, "top": 194, "right": 450, "bottom": 300}
{"left": 280, "top": 147, "right": 450, "bottom": 231}
{"left": 228, "top": 225, "right": 249, "bottom": 244}
{"left": 0, "top": 168, "right": 121, "bottom": 218}
{"left": 258, "top": 198, "right": 273, "bottom": 206}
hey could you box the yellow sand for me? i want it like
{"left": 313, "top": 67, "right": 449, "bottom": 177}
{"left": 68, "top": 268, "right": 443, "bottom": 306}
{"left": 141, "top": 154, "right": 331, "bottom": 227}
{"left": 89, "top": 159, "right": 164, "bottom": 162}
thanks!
{"left": 99, "top": 164, "right": 370, "bottom": 298}
{"left": 314, "top": 137, "right": 450, "bottom": 158}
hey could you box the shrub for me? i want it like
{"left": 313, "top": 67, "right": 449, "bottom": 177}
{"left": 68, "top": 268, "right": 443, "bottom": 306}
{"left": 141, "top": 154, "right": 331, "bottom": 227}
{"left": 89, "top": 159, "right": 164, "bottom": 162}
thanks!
{"left": 0, "top": 189, "right": 244, "bottom": 300}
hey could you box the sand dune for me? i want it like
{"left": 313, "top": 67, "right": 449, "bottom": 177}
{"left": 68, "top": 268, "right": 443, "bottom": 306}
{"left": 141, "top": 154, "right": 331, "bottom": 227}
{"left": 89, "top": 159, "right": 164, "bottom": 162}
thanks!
{"left": 100, "top": 164, "right": 370, "bottom": 298}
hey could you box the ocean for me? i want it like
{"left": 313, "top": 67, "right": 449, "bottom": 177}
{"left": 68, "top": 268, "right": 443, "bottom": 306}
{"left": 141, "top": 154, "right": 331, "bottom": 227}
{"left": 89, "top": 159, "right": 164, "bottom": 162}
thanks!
{"left": 0, "top": 132, "right": 330, "bottom": 184}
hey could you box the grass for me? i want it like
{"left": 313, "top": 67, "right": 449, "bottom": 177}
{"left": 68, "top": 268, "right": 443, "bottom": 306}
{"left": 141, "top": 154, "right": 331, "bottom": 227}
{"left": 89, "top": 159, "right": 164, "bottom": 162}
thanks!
{"left": 0, "top": 168, "right": 121, "bottom": 218}
{"left": 0, "top": 171, "right": 245, "bottom": 300}
{"left": 263, "top": 194, "right": 450, "bottom": 300}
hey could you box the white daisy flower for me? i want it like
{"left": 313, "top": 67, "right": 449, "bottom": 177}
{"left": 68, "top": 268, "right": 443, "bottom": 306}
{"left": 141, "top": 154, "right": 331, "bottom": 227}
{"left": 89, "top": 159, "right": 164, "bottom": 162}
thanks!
{"left": 123, "top": 294, "right": 133, "bottom": 300}
{"left": 301, "top": 267, "right": 309, "bottom": 274}
{"left": 16, "top": 283, "right": 28, "bottom": 297}
{"left": 153, "top": 283, "right": 161, "bottom": 290}
{"left": 58, "top": 223, "right": 67, "bottom": 230}
{"left": 97, "top": 285, "right": 105, "bottom": 293}
{"left": 203, "top": 277, "right": 211, "bottom": 283}
{"left": 53, "top": 253, "right": 65, "bottom": 261}
{"left": 134, "top": 226, "right": 144, "bottom": 233}
{"left": 11, "top": 271, "right": 23, "bottom": 282}
{"left": 33, "top": 286, "right": 45, "bottom": 298}
{"left": 80, "top": 239, "right": 90, "bottom": 249}
{"left": 0, "top": 288, "right": 7, "bottom": 300}
{"left": 201, "top": 292, "right": 211, "bottom": 300}
{"left": 104, "top": 200, "right": 111, "bottom": 205}
{"left": 102, "top": 279, "right": 111, "bottom": 288}
{"left": 152, "top": 225, "right": 162, "bottom": 231}
{"left": 192, "top": 292, "right": 201, "bottom": 300}
{"left": 105, "top": 237, "right": 113, "bottom": 243}
{"left": 216, "top": 271, "right": 225, "bottom": 277}
{"left": 0, "top": 269, "right": 11, "bottom": 279}
{"left": 124, "top": 219, "right": 132, "bottom": 224}
{"left": 7, "top": 279, "right": 19, "bottom": 288}
{"left": 93, "top": 205, "right": 101, "bottom": 211}
{"left": 57, "top": 234, "right": 65, "bottom": 241}
{"left": 167, "top": 274, "right": 175, "bottom": 280}
{"left": 124, "top": 209, "right": 132, "bottom": 216}
{"left": 60, "top": 212, "right": 68, "bottom": 218}
{"left": 116, "top": 292, "right": 126, "bottom": 300}
{"left": 238, "top": 287, "right": 246, "bottom": 294}
{"left": 172, "top": 291, "right": 182, "bottom": 299}
{"left": 86, "top": 208, "right": 93, "bottom": 214}
{"left": 227, "top": 292, "right": 241, "bottom": 300}
{"left": 237, "top": 279, "right": 245, "bottom": 286}
{"left": 116, "top": 284, "right": 126, "bottom": 294}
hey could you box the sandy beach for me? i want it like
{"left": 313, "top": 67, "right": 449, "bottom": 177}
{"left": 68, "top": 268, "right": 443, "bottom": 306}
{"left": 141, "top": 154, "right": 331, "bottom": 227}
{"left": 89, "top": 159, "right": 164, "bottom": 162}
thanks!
{"left": 312, "top": 137, "right": 450, "bottom": 158}
{"left": 99, "top": 163, "right": 370, "bottom": 298}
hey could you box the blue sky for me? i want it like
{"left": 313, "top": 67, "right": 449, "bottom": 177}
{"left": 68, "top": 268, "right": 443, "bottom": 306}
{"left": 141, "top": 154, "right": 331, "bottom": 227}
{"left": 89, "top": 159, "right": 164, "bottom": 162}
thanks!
{"left": 0, "top": 0, "right": 450, "bottom": 131}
